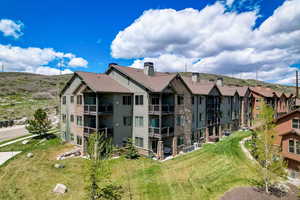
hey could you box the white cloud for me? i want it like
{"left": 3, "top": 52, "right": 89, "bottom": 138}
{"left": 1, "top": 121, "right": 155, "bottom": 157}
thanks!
{"left": 0, "top": 44, "right": 88, "bottom": 75}
{"left": 111, "top": 0, "right": 300, "bottom": 85}
{"left": 35, "top": 66, "right": 73, "bottom": 75}
{"left": 68, "top": 57, "right": 88, "bottom": 67}
{"left": 0, "top": 19, "right": 23, "bottom": 39}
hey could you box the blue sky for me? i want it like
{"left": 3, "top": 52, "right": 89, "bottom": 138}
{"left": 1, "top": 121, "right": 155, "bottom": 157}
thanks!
{"left": 0, "top": 0, "right": 299, "bottom": 84}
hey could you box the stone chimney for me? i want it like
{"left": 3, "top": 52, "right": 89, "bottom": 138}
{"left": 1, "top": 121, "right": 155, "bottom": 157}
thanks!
{"left": 144, "top": 62, "right": 154, "bottom": 76}
{"left": 192, "top": 72, "right": 200, "bottom": 83}
{"left": 216, "top": 77, "right": 223, "bottom": 87}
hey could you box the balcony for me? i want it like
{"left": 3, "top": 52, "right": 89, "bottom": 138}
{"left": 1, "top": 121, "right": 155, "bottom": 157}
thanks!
{"left": 149, "top": 127, "right": 174, "bottom": 139}
{"left": 84, "top": 104, "right": 113, "bottom": 115}
{"left": 83, "top": 127, "right": 113, "bottom": 137}
{"left": 149, "top": 104, "right": 174, "bottom": 115}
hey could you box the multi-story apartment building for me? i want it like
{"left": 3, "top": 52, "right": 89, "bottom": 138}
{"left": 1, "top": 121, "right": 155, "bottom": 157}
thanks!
{"left": 274, "top": 109, "right": 300, "bottom": 177}
{"left": 60, "top": 62, "right": 251, "bottom": 159}
{"left": 249, "top": 86, "right": 294, "bottom": 124}
{"left": 60, "top": 71, "right": 133, "bottom": 153}
{"left": 180, "top": 73, "right": 222, "bottom": 142}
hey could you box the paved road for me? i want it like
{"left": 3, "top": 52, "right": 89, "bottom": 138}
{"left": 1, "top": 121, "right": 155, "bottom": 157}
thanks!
{"left": 0, "top": 125, "right": 28, "bottom": 143}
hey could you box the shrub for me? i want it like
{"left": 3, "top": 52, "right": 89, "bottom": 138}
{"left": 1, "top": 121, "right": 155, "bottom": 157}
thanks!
{"left": 124, "top": 138, "right": 139, "bottom": 159}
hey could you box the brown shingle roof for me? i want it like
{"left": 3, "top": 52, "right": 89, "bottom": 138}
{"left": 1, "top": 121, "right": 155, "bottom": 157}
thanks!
{"left": 180, "top": 76, "right": 216, "bottom": 95}
{"left": 218, "top": 85, "right": 238, "bottom": 96}
{"left": 110, "top": 65, "right": 177, "bottom": 92}
{"left": 250, "top": 86, "right": 276, "bottom": 97}
{"left": 75, "top": 71, "right": 131, "bottom": 93}
{"left": 236, "top": 86, "right": 249, "bottom": 97}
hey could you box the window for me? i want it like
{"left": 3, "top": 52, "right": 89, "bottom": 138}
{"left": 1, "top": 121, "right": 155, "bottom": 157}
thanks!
{"left": 177, "top": 95, "right": 184, "bottom": 105}
{"left": 177, "top": 136, "right": 184, "bottom": 146}
{"left": 151, "top": 96, "right": 159, "bottom": 105}
{"left": 292, "top": 119, "right": 300, "bottom": 129}
{"left": 199, "top": 96, "right": 202, "bottom": 104}
{"left": 135, "top": 137, "right": 144, "bottom": 147}
{"left": 70, "top": 114, "right": 74, "bottom": 122}
{"left": 70, "top": 133, "right": 74, "bottom": 141}
{"left": 62, "top": 114, "right": 66, "bottom": 123}
{"left": 289, "top": 139, "right": 300, "bottom": 155}
{"left": 70, "top": 96, "right": 74, "bottom": 103}
{"left": 135, "top": 116, "right": 144, "bottom": 127}
{"left": 176, "top": 115, "right": 184, "bottom": 126}
{"left": 76, "top": 116, "right": 83, "bottom": 126}
{"left": 76, "top": 135, "right": 82, "bottom": 145}
{"left": 77, "top": 95, "right": 83, "bottom": 104}
{"left": 297, "top": 141, "right": 300, "bottom": 154}
{"left": 199, "top": 113, "right": 202, "bottom": 121}
{"left": 62, "top": 96, "right": 66, "bottom": 104}
{"left": 135, "top": 95, "right": 144, "bottom": 105}
{"left": 123, "top": 96, "right": 132, "bottom": 105}
{"left": 123, "top": 116, "right": 132, "bottom": 126}
{"left": 192, "top": 96, "right": 194, "bottom": 105}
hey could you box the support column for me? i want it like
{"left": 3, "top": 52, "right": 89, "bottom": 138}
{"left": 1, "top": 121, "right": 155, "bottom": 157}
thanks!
{"left": 205, "top": 127, "right": 209, "bottom": 142}
{"left": 159, "top": 94, "right": 162, "bottom": 135}
{"left": 172, "top": 136, "right": 177, "bottom": 157}
{"left": 219, "top": 125, "right": 222, "bottom": 137}
{"left": 96, "top": 93, "right": 99, "bottom": 132}
{"left": 241, "top": 99, "right": 244, "bottom": 126}
{"left": 157, "top": 140, "right": 164, "bottom": 160}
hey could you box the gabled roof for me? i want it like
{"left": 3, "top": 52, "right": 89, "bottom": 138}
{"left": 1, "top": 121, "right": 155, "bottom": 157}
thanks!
{"left": 217, "top": 85, "right": 238, "bottom": 96}
{"left": 249, "top": 86, "right": 277, "bottom": 98}
{"left": 75, "top": 71, "right": 131, "bottom": 93}
{"left": 275, "top": 109, "right": 300, "bottom": 123}
{"left": 180, "top": 76, "right": 219, "bottom": 95}
{"left": 279, "top": 129, "right": 300, "bottom": 136}
{"left": 236, "top": 86, "right": 249, "bottom": 97}
{"left": 61, "top": 71, "right": 132, "bottom": 95}
{"left": 108, "top": 65, "right": 177, "bottom": 92}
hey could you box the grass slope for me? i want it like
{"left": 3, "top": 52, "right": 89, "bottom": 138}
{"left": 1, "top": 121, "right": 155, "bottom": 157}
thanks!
{"left": 0, "top": 131, "right": 260, "bottom": 200}
{"left": 0, "top": 72, "right": 71, "bottom": 120}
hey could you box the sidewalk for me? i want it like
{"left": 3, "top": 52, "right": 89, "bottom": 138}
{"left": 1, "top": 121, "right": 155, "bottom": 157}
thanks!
{"left": 0, "top": 134, "right": 37, "bottom": 148}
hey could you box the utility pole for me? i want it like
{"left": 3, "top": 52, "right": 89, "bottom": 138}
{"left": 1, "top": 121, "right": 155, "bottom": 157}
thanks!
{"left": 296, "top": 70, "right": 299, "bottom": 98}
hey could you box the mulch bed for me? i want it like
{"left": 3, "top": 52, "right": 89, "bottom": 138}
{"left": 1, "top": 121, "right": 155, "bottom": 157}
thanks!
{"left": 220, "top": 185, "right": 299, "bottom": 200}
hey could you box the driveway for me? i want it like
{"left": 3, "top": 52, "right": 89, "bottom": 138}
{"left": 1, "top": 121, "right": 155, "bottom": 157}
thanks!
{"left": 0, "top": 125, "right": 28, "bottom": 143}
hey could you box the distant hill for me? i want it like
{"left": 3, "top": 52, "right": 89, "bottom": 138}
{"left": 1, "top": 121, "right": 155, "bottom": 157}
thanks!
{"left": 0, "top": 72, "right": 72, "bottom": 121}
{"left": 0, "top": 71, "right": 296, "bottom": 121}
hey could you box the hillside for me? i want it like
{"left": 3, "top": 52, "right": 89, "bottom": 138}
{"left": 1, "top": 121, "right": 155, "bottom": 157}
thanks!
{"left": 0, "top": 72, "right": 72, "bottom": 121}
{"left": 0, "top": 71, "right": 296, "bottom": 121}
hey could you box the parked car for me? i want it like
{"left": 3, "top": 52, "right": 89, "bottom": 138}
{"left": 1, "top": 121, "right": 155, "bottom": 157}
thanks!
{"left": 223, "top": 130, "right": 231, "bottom": 136}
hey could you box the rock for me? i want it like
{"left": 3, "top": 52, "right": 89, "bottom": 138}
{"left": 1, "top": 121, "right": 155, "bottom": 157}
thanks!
{"left": 22, "top": 140, "right": 29, "bottom": 145}
{"left": 54, "top": 163, "right": 65, "bottom": 169}
{"left": 27, "top": 153, "right": 33, "bottom": 158}
{"left": 53, "top": 184, "right": 67, "bottom": 194}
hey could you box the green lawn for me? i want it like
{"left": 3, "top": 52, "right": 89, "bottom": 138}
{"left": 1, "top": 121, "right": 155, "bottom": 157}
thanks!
{"left": 0, "top": 131, "right": 260, "bottom": 200}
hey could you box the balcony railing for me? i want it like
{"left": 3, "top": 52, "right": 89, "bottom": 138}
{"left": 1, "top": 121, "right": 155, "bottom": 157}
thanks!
{"left": 84, "top": 104, "right": 113, "bottom": 115}
{"left": 149, "top": 127, "right": 174, "bottom": 139}
{"left": 83, "top": 127, "right": 113, "bottom": 137}
{"left": 149, "top": 104, "right": 175, "bottom": 114}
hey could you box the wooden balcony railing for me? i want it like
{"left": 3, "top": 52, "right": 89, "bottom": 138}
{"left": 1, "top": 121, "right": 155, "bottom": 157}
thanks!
{"left": 83, "top": 127, "right": 113, "bottom": 137}
{"left": 149, "top": 104, "right": 175, "bottom": 114}
{"left": 84, "top": 104, "right": 113, "bottom": 115}
{"left": 149, "top": 127, "right": 174, "bottom": 139}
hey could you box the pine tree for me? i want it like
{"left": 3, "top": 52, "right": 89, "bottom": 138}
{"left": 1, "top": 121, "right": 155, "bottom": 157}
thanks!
{"left": 26, "top": 108, "right": 52, "bottom": 136}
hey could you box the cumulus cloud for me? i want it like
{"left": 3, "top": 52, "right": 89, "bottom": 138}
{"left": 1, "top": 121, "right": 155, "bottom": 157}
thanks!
{"left": 0, "top": 44, "right": 88, "bottom": 75}
{"left": 35, "top": 66, "right": 73, "bottom": 75}
{"left": 68, "top": 57, "right": 88, "bottom": 67}
{"left": 111, "top": 0, "right": 300, "bottom": 85}
{"left": 0, "top": 19, "right": 23, "bottom": 39}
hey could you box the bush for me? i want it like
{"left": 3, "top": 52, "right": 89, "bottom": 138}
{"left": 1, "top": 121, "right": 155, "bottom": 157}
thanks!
{"left": 124, "top": 138, "right": 139, "bottom": 159}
